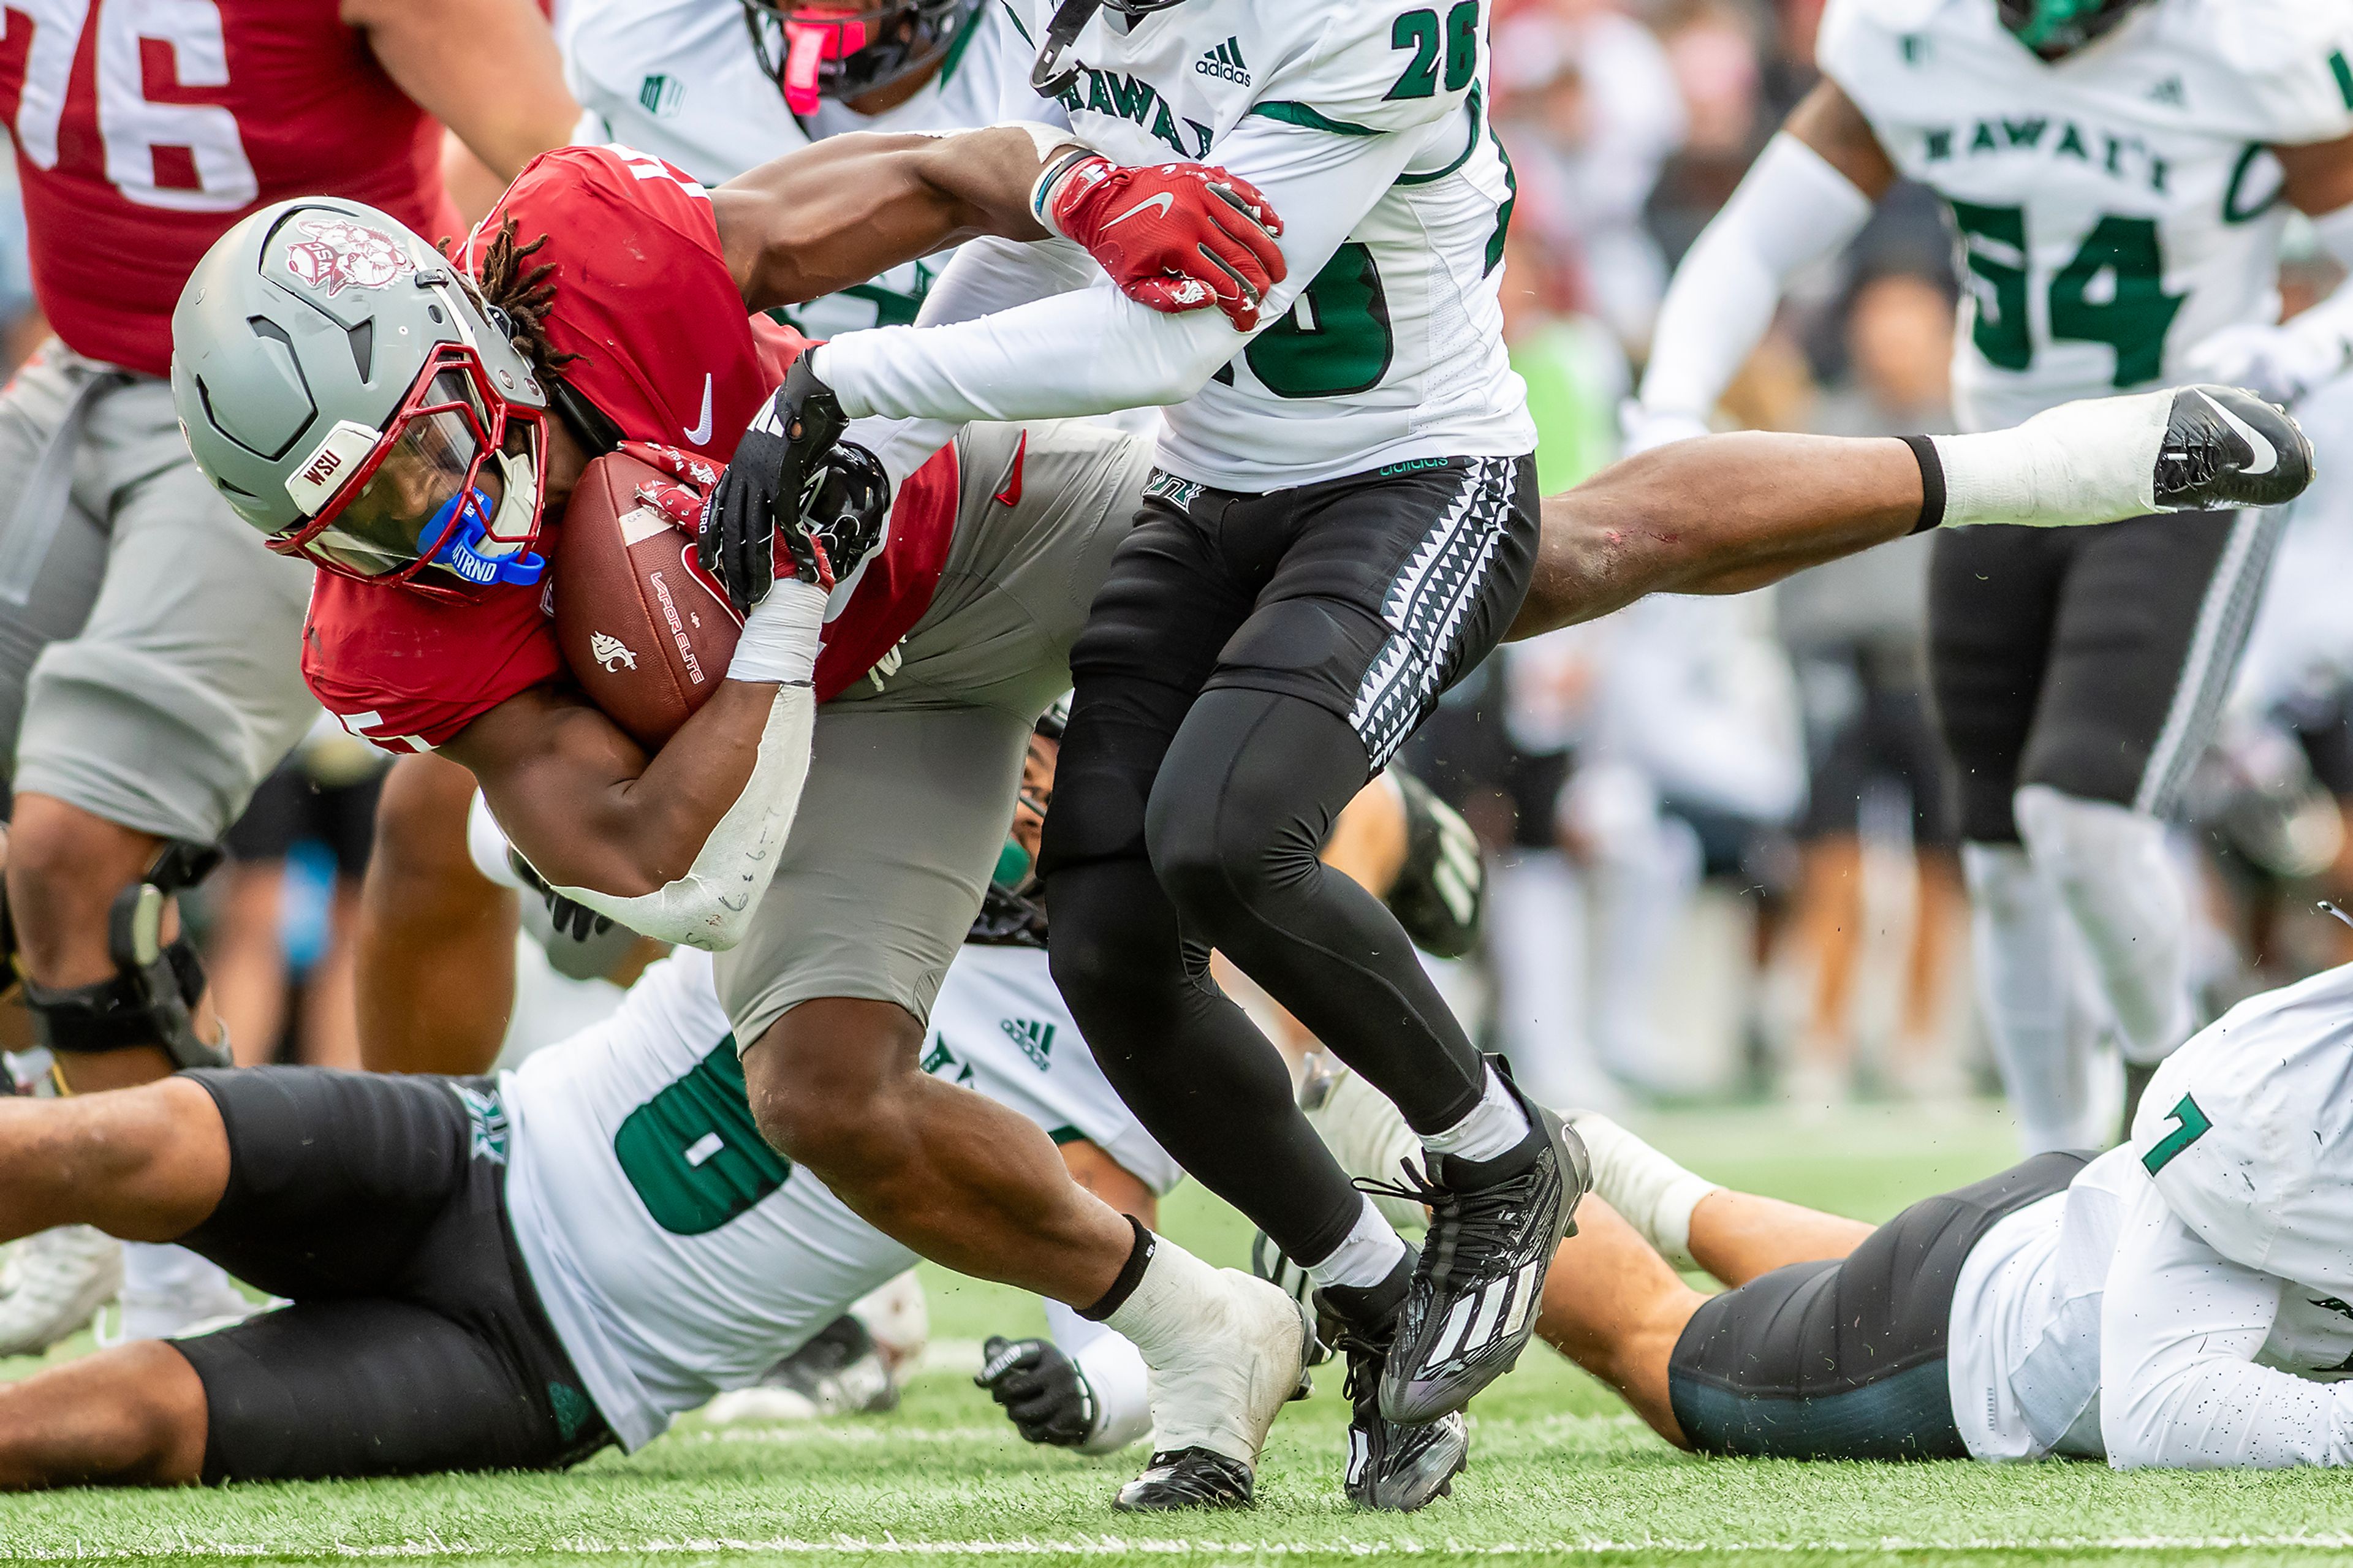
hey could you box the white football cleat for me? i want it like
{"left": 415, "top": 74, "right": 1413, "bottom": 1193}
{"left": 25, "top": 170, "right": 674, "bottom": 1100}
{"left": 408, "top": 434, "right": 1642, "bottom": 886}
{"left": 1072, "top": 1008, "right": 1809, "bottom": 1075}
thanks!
{"left": 1115, "top": 1257, "right": 1310, "bottom": 1510}
{"left": 0, "top": 1225, "right": 123, "bottom": 1357}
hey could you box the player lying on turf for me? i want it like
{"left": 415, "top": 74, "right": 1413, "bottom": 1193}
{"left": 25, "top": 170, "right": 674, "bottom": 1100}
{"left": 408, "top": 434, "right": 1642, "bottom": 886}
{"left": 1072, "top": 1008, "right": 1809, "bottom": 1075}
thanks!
{"left": 170, "top": 124, "right": 2315, "bottom": 1509}
{"left": 1282, "top": 961, "right": 2353, "bottom": 1469}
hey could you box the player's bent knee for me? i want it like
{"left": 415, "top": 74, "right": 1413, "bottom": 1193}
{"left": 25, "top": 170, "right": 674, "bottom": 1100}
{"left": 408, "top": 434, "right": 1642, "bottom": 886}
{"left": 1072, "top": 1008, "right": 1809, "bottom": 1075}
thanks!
{"left": 0, "top": 1341, "right": 207, "bottom": 1489}
{"left": 740, "top": 1000, "right": 923, "bottom": 1173}
{"left": 3, "top": 799, "right": 159, "bottom": 974}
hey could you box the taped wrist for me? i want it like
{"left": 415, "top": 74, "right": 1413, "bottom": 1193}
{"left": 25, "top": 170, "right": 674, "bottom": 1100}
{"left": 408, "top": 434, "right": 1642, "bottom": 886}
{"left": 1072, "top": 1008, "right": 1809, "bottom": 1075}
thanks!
{"left": 550, "top": 682, "right": 814, "bottom": 950}
{"left": 731, "top": 578, "right": 828, "bottom": 686}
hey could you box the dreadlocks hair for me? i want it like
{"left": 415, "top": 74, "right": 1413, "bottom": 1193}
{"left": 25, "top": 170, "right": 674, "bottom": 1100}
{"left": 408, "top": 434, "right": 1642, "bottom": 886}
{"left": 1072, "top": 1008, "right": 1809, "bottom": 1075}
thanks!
{"left": 444, "top": 219, "right": 582, "bottom": 384}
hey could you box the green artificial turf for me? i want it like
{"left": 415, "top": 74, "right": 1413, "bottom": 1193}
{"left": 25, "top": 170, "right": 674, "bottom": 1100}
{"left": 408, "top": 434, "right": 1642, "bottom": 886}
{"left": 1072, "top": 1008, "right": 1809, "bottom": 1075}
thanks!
{"left": 7, "top": 1102, "right": 2351, "bottom": 1567}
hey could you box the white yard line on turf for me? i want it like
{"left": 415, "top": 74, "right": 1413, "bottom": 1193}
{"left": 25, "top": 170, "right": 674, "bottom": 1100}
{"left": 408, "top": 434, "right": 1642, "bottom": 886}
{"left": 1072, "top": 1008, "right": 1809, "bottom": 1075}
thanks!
{"left": 18, "top": 1537, "right": 2353, "bottom": 1559}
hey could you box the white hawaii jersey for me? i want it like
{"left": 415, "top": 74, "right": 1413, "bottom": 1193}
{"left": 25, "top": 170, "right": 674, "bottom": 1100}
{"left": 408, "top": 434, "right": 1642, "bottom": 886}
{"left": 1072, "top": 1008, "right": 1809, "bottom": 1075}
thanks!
{"left": 821, "top": 0, "right": 1533, "bottom": 489}
{"left": 926, "top": 943, "right": 1182, "bottom": 1196}
{"left": 501, "top": 945, "right": 1171, "bottom": 1450}
{"left": 561, "top": 0, "right": 1019, "bottom": 338}
{"left": 1819, "top": 0, "right": 2353, "bottom": 431}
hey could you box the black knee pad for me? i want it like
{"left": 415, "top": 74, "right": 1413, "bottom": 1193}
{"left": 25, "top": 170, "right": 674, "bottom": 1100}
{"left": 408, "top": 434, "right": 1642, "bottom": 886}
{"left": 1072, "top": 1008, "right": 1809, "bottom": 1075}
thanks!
{"left": 14, "top": 839, "right": 230, "bottom": 1070}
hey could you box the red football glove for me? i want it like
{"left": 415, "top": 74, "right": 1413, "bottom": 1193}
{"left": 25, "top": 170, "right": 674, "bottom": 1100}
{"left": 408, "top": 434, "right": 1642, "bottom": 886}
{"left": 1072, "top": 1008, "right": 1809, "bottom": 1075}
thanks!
{"left": 1039, "top": 154, "right": 1286, "bottom": 331}
{"left": 618, "top": 441, "right": 720, "bottom": 533}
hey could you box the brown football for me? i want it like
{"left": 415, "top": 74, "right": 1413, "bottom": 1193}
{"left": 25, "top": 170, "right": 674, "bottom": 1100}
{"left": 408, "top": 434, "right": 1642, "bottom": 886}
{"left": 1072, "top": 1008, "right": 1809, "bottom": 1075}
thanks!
{"left": 553, "top": 450, "right": 740, "bottom": 750}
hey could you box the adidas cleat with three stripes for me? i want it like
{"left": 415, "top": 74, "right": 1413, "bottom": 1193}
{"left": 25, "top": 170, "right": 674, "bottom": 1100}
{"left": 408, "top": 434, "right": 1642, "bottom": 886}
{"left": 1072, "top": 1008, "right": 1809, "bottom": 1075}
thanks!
{"left": 1373, "top": 1069, "right": 1589, "bottom": 1425}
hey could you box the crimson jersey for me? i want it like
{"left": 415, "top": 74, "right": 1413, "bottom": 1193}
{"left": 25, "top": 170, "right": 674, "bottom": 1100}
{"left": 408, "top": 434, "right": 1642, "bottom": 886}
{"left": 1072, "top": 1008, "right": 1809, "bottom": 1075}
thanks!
{"left": 0, "top": 0, "right": 457, "bottom": 379}
{"left": 303, "top": 145, "right": 960, "bottom": 754}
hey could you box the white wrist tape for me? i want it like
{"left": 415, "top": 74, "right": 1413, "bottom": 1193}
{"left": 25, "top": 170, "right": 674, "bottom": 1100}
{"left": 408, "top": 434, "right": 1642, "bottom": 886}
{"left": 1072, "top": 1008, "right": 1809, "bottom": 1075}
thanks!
{"left": 550, "top": 683, "right": 814, "bottom": 951}
{"left": 994, "top": 118, "right": 1093, "bottom": 165}
{"left": 729, "top": 577, "right": 828, "bottom": 687}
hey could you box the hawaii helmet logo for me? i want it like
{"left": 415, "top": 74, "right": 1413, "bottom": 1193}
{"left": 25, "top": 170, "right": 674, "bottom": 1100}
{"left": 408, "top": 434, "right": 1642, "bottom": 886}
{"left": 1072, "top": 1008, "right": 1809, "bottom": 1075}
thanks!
{"left": 284, "top": 216, "right": 408, "bottom": 297}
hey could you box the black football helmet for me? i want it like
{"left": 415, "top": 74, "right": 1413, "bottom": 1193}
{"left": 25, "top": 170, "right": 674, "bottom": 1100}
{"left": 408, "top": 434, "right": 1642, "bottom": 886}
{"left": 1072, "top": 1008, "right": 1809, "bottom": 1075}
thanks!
{"left": 741, "top": 0, "right": 981, "bottom": 115}
{"left": 1031, "top": 0, "right": 1188, "bottom": 96}
{"left": 1996, "top": 0, "right": 2149, "bottom": 58}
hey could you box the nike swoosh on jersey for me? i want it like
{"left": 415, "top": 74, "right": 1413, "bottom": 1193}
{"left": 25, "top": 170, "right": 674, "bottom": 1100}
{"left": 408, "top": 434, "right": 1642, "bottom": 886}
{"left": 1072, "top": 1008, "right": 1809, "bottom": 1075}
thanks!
{"left": 684, "top": 374, "right": 714, "bottom": 445}
{"left": 1105, "top": 192, "right": 1176, "bottom": 230}
{"left": 993, "top": 430, "right": 1028, "bottom": 507}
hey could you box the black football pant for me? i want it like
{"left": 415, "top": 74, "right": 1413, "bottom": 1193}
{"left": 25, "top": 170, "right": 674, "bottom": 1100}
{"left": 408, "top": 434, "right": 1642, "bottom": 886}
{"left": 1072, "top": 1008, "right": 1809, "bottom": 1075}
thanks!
{"left": 1043, "top": 457, "right": 1537, "bottom": 1266}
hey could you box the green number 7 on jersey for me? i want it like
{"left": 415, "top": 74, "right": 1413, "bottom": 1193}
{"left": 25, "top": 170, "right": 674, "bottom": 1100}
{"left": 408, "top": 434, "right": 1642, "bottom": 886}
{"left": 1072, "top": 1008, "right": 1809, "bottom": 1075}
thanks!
{"left": 2142, "top": 1093, "right": 2211, "bottom": 1176}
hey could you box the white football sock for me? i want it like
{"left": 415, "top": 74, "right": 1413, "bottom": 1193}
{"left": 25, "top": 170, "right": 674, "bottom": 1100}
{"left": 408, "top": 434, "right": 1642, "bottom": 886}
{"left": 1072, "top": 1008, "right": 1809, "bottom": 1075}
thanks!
{"left": 1571, "top": 1112, "right": 1716, "bottom": 1272}
{"left": 1930, "top": 389, "right": 2170, "bottom": 529}
{"left": 1302, "top": 1194, "right": 1409, "bottom": 1292}
{"left": 1100, "top": 1236, "right": 1300, "bottom": 1466}
{"left": 1044, "top": 1298, "right": 1153, "bottom": 1455}
{"left": 2014, "top": 786, "right": 2195, "bottom": 1067}
{"left": 1421, "top": 1061, "right": 1532, "bottom": 1165}
{"left": 1963, "top": 842, "right": 2107, "bottom": 1153}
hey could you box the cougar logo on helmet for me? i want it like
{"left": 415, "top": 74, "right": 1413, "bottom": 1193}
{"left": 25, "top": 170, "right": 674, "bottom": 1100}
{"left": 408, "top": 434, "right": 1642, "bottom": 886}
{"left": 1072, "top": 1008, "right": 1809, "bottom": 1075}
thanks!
{"left": 284, "top": 216, "right": 407, "bottom": 297}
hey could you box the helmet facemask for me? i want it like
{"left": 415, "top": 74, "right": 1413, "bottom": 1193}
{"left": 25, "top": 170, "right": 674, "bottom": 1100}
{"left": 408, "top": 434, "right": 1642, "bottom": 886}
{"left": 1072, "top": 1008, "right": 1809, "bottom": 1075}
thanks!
{"left": 276, "top": 340, "right": 549, "bottom": 597}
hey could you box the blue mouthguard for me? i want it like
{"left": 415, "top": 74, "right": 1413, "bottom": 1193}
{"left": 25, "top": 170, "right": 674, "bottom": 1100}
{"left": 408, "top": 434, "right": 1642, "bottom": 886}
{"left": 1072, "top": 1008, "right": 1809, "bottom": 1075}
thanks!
{"left": 420, "top": 488, "right": 545, "bottom": 588}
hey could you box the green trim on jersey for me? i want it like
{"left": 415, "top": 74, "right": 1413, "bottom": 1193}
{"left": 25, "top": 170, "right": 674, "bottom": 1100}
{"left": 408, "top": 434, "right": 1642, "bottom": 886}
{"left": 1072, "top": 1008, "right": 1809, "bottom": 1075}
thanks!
{"left": 2333, "top": 48, "right": 2353, "bottom": 110}
{"left": 1248, "top": 100, "right": 1381, "bottom": 136}
{"left": 1399, "top": 85, "right": 1483, "bottom": 186}
{"left": 938, "top": 9, "right": 984, "bottom": 85}
{"left": 999, "top": 0, "right": 1032, "bottom": 46}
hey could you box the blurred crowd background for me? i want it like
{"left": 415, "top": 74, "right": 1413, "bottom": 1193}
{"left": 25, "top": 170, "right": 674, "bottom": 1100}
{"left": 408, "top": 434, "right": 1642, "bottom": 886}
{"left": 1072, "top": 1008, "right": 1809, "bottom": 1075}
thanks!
{"left": 4, "top": 0, "right": 2346, "bottom": 1118}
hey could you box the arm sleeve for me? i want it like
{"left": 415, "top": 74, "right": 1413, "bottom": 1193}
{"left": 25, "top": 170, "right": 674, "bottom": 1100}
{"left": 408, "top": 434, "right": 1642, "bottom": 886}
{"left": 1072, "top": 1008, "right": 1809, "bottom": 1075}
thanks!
{"left": 1634, "top": 132, "right": 1877, "bottom": 422}
{"left": 810, "top": 109, "right": 1430, "bottom": 422}
{"left": 2100, "top": 1183, "right": 2353, "bottom": 1469}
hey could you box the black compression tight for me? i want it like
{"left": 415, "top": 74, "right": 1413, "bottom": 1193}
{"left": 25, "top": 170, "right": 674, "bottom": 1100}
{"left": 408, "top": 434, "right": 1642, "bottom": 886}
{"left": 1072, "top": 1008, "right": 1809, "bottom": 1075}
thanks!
{"left": 1047, "top": 687, "right": 1487, "bottom": 1265}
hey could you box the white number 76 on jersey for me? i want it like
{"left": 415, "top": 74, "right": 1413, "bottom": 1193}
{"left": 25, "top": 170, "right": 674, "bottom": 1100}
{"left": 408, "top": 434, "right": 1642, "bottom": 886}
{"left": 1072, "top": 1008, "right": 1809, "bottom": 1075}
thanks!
{"left": 4, "top": 0, "right": 259, "bottom": 213}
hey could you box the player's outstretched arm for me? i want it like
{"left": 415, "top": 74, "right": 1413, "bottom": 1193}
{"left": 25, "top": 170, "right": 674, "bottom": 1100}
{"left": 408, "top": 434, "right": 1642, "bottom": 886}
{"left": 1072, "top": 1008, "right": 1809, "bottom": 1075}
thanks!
{"left": 710, "top": 130, "right": 1280, "bottom": 329}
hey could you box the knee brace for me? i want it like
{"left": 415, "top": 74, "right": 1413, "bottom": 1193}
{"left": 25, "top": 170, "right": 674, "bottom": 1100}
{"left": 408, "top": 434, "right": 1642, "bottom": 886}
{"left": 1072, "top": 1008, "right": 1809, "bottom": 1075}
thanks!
{"left": 7, "top": 839, "right": 230, "bottom": 1072}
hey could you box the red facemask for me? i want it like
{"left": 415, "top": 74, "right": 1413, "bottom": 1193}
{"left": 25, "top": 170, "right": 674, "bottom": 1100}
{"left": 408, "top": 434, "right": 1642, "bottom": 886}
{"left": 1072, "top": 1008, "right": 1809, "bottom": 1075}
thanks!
{"left": 780, "top": 7, "right": 872, "bottom": 114}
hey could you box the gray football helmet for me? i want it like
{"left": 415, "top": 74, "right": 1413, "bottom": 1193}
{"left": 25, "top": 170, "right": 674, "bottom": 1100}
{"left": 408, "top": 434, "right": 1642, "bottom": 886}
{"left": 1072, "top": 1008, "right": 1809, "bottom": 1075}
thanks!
{"left": 172, "top": 197, "right": 551, "bottom": 596}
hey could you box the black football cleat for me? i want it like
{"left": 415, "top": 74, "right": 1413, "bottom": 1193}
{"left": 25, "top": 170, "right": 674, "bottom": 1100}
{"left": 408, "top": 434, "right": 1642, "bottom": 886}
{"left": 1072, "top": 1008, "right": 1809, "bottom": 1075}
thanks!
{"left": 1321, "top": 1252, "right": 1469, "bottom": 1512}
{"left": 1114, "top": 1447, "right": 1257, "bottom": 1510}
{"left": 1376, "top": 1062, "right": 1588, "bottom": 1425}
{"left": 2154, "top": 385, "right": 2313, "bottom": 513}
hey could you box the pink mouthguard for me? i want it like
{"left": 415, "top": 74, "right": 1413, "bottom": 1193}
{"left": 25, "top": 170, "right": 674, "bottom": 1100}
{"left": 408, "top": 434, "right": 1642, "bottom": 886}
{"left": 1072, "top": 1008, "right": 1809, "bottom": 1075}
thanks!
{"left": 781, "top": 10, "right": 872, "bottom": 115}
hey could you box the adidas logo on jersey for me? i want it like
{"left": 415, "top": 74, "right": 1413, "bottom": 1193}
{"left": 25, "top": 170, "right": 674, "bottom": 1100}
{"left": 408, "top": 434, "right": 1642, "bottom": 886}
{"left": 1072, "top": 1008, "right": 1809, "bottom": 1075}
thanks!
{"left": 2146, "top": 75, "right": 2186, "bottom": 108}
{"left": 590, "top": 632, "right": 637, "bottom": 673}
{"left": 1195, "top": 37, "right": 1250, "bottom": 86}
{"left": 638, "top": 74, "right": 684, "bottom": 118}
{"left": 1001, "top": 1017, "right": 1055, "bottom": 1072}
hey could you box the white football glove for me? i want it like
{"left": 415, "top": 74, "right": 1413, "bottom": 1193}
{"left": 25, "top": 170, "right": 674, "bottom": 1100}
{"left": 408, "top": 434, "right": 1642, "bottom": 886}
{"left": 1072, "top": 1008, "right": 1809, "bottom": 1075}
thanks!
{"left": 1618, "top": 401, "right": 1713, "bottom": 457}
{"left": 2181, "top": 321, "right": 2353, "bottom": 410}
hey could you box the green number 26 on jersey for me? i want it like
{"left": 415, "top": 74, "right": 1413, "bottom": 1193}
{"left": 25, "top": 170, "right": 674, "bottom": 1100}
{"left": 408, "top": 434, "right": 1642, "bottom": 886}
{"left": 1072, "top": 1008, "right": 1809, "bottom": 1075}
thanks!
{"left": 1950, "top": 202, "right": 2188, "bottom": 387}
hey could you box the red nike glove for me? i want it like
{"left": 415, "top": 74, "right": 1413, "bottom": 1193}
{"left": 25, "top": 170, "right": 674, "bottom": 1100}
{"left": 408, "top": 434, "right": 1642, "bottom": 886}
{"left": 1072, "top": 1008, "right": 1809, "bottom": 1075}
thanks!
{"left": 1039, "top": 154, "right": 1286, "bottom": 331}
{"left": 618, "top": 441, "right": 719, "bottom": 533}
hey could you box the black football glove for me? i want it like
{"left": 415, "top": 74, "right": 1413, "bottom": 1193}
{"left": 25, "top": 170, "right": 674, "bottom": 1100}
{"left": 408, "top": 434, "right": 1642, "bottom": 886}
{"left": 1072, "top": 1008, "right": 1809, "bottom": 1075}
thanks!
{"left": 695, "top": 352, "right": 852, "bottom": 614}
{"left": 975, "top": 1335, "right": 1098, "bottom": 1449}
{"left": 507, "top": 848, "right": 613, "bottom": 944}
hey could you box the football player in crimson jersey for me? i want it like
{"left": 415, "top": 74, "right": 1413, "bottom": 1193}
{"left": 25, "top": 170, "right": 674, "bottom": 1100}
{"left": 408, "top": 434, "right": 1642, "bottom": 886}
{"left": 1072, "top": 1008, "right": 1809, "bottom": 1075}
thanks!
{"left": 169, "top": 129, "right": 1323, "bottom": 1510}
{"left": 0, "top": 0, "right": 575, "bottom": 1363}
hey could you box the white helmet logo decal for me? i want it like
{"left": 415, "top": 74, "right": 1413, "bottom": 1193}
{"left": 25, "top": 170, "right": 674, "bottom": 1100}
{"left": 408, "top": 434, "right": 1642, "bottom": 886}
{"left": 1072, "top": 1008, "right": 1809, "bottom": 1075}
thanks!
{"left": 284, "top": 216, "right": 407, "bottom": 297}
